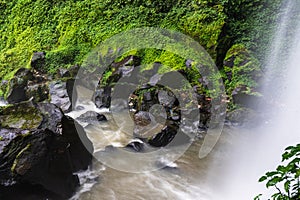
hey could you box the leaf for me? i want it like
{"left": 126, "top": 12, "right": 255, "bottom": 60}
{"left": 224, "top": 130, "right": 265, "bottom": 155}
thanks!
{"left": 284, "top": 180, "right": 290, "bottom": 193}
{"left": 258, "top": 176, "right": 267, "bottom": 182}
{"left": 266, "top": 171, "right": 280, "bottom": 177}
{"left": 266, "top": 176, "right": 282, "bottom": 188}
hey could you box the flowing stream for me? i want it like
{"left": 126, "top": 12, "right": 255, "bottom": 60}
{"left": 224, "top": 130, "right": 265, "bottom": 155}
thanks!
{"left": 68, "top": 1, "right": 300, "bottom": 199}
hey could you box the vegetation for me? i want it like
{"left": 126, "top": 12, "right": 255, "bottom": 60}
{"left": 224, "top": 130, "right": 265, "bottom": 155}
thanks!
{"left": 255, "top": 144, "right": 300, "bottom": 200}
{"left": 0, "top": 0, "right": 284, "bottom": 106}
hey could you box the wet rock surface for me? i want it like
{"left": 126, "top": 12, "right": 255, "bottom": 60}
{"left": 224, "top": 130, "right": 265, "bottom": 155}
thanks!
{"left": 0, "top": 101, "right": 93, "bottom": 199}
{"left": 77, "top": 111, "right": 107, "bottom": 124}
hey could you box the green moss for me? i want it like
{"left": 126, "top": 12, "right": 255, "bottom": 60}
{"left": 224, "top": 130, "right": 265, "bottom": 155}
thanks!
{"left": 11, "top": 143, "right": 31, "bottom": 173}
{"left": 0, "top": 102, "right": 43, "bottom": 129}
{"left": 223, "top": 44, "right": 262, "bottom": 107}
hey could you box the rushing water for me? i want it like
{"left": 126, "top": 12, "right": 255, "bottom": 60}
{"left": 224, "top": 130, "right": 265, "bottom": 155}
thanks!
{"left": 67, "top": 1, "right": 300, "bottom": 199}
{"left": 68, "top": 104, "right": 241, "bottom": 200}
{"left": 212, "top": 1, "right": 300, "bottom": 199}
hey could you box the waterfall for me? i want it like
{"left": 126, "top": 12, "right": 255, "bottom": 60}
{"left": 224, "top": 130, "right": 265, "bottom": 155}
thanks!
{"left": 210, "top": 1, "right": 300, "bottom": 199}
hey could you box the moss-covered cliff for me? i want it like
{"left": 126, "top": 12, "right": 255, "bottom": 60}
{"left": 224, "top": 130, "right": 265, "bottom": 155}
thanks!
{"left": 0, "top": 0, "right": 284, "bottom": 107}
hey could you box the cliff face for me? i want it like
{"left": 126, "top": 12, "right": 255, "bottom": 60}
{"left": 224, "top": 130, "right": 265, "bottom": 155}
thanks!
{"left": 0, "top": 0, "right": 282, "bottom": 106}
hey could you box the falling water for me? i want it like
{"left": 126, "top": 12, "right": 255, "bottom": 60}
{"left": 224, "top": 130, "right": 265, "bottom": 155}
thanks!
{"left": 212, "top": 1, "right": 300, "bottom": 199}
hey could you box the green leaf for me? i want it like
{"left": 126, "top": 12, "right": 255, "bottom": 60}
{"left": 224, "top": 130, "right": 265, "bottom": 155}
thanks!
{"left": 258, "top": 176, "right": 267, "bottom": 182}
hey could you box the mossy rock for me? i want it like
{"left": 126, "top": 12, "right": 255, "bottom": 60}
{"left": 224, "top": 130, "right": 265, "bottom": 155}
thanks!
{"left": 0, "top": 101, "right": 43, "bottom": 130}
{"left": 223, "top": 44, "right": 262, "bottom": 108}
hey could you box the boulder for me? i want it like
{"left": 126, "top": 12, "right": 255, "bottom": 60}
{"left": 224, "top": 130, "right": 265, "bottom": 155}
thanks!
{"left": 30, "top": 52, "right": 46, "bottom": 73}
{"left": 226, "top": 107, "right": 262, "bottom": 127}
{"left": 76, "top": 111, "right": 107, "bottom": 124}
{"left": 0, "top": 101, "right": 93, "bottom": 198}
{"left": 49, "top": 81, "right": 71, "bottom": 112}
{"left": 6, "top": 68, "right": 33, "bottom": 104}
{"left": 6, "top": 67, "right": 50, "bottom": 104}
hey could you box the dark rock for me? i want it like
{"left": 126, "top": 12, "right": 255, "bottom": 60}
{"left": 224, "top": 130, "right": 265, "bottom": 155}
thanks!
{"left": 232, "top": 86, "right": 262, "bottom": 109}
{"left": 66, "top": 78, "right": 76, "bottom": 109}
{"left": 6, "top": 68, "right": 33, "bottom": 104}
{"left": 226, "top": 107, "right": 261, "bottom": 127}
{"left": 26, "top": 83, "right": 49, "bottom": 102}
{"left": 94, "top": 87, "right": 111, "bottom": 108}
{"left": 0, "top": 129, "right": 79, "bottom": 198}
{"left": 148, "top": 125, "right": 178, "bottom": 147}
{"left": 0, "top": 183, "right": 64, "bottom": 200}
{"left": 31, "top": 52, "right": 46, "bottom": 72}
{"left": 56, "top": 68, "right": 71, "bottom": 78}
{"left": 77, "top": 111, "right": 107, "bottom": 124}
{"left": 125, "top": 140, "right": 144, "bottom": 152}
{"left": 61, "top": 115, "right": 93, "bottom": 172}
{"left": 0, "top": 101, "right": 93, "bottom": 198}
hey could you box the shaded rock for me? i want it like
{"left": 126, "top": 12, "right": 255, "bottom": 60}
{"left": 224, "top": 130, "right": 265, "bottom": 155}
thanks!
{"left": 94, "top": 56, "right": 140, "bottom": 109}
{"left": 125, "top": 140, "right": 144, "bottom": 152}
{"left": 6, "top": 67, "right": 50, "bottom": 104}
{"left": 0, "top": 101, "right": 43, "bottom": 130}
{"left": 66, "top": 78, "right": 76, "bottom": 107}
{"left": 134, "top": 111, "right": 151, "bottom": 126}
{"left": 0, "top": 129, "right": 79, "bottom": 198}
{"left": 26, "top": 83, "right": 49, "bottom": 102}
{"left": 77, "top": 111, "right": 107, "bottom": 124}
{"left": 94, "top": 87, "right": 111, "bottom": 108}
{"left": 31, "top": 52, "right": 46, "bottom": 73}
{"left": 49, "top": 81, "right": 71, "bottom": 112}
{"left": 61, "top": 115, "right": 93, "bottom": 172}
{"left": 226, "top": 107, "right": 262, "bottom": 127}
{"left": 0, "top": 183, "right": 64, "bottom": 200}
{"left": 6, "top": 68, "right": 33, "bottom": 104}
{"left": 56, "top": 68, "right": 71, "bottom": 78}
{"left": 148, "top": 125, "right": 178, "bottom": 147}
{"left": 232, "top": 86, "right": 262, "bottom": 109}
{"left": 0, "top": 101, "right": 93, "bottom": 198}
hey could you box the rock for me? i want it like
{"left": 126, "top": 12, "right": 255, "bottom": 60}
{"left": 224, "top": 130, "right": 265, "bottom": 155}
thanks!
{"left": 76, "top": 111, "right": 107, "bottom": 124}
{"left": 6, "top": 67, "right": 50, "bottom": 104}
{"left": 125, "top": 140, "right": 144, "bottom": 152}
{"left": 31, "top": 52, "right": 46, "bottom": 73}
{"left": 0, "top": 101, "right": 43, "bottom": 130}
{"left": 226, "top": 107, "right": 262, "bottom": 127}
{"left": 148, "top": 125, "right": 178, "bottom": 147}
{"left": 134, "top": 111, "right": 151, "bottom": 126}
{"left": 94, "top": 87, "right": 111, "bottom": 108}
{"left": 49, "top": 81, "right": 71, "bottom": 112}
{"left": 61, "top": 115, "right": 93, "bottom": 172}
{"left": 56, "top": 68, "right": 71, "bottom": 78}
{"left": 0, "top": 129, "right": 79, "bottom": 198}
{"left": 6, "top": 68, "right": 33, "bottom": 104}
{"left": 0, "top": 101, "right": 93, "bottom": 198}
{"left": 75, "top": 105, "right": 85, "bottom": 111}
{"left": 94, "top": 56, "right": 140, "bottom": 109}
{"left": 158, "top": 90, "right": 176, "bottom": 108}
{"left": 185, "top": 59, "right": 193, "bottom": 68}
{"left": 26, "top": 83, "right": 49, "bottom": 102}
{"left": 66, "top": 78, "right": 76, "bottom": 107}
{"left": 232, "top": 86, "right": 262, "bottom": 109}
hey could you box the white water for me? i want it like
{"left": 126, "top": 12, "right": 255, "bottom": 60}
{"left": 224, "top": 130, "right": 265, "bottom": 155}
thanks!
{"left": 212, "top": 1, "right": 300, "bottom": 199}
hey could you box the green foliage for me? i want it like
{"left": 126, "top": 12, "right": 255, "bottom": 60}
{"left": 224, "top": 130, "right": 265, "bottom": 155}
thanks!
{"left": 223, "top": 44, "right": 262, "bottom": 101}
{"left": 256, "top": 144, "right": 300, "bottom": 200}
{"left": 0, "top": 0, "right": 284, "bottom": 109}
